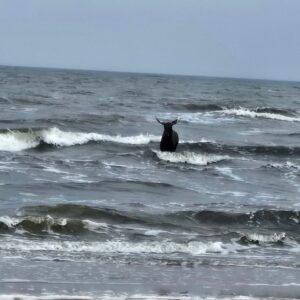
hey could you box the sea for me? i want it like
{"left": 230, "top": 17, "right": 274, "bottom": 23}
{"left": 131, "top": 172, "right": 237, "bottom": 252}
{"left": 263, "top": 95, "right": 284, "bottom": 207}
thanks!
{"left": 0, "top": 65, "right": 300, "bottom": 300}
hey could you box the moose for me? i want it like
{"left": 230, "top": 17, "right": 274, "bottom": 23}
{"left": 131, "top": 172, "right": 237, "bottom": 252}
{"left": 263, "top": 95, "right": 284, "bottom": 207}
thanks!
{"left": 156, "top": 117, "right": 179, "bottom": 152}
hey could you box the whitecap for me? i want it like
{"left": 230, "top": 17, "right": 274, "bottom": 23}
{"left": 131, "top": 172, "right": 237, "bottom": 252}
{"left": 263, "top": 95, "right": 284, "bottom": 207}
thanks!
{"left": 0, "top": 127, "right": 162, "bottom": 152}
{"left": 152, "top": 112, "right": 230, "bottom": 124}
{"left": 0, "top": 216, "right": 19, "bottom": 227}
{"left": 42, "top": 127, "right": 161, "bottom": 146}
{"left": 0, "top": 130, "right": 40, "bottom": 152}
{"left": 0, "top": 127, "right": 220, "bottom": 152}
{"left": 219, "top": 107, "right": 300, "bottom": 122}
{"left": 244, "top": 232, "right": 286, "bottom": 243}
{"left": 0, "top": 238, "right": 233, "bottom": 256}
{"left": 82, "top": 220, "right": 109, "bottom": 232}
{"left": 154, "top": 150, "right": 229, "bottom": 166}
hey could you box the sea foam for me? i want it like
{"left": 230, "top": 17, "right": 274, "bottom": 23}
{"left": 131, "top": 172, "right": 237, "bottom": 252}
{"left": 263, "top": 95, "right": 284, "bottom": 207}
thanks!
{"left": 0, "top": 238, "right": 230, "bottom": 256}
{"left": 219, "top": 107, "right": 300, "bottom": 122}
{"left": 154, "top": 150, "right": 229, "bottom": 166}
{"left": 0, "top": 127, "right": 161, "bottom": 152}
{"left": 154, "top": 106, "right": 300, "bottom": 124}
{"left": 244, "top": 232, "right": 286, "bottom": 243}
{"left": 42, "top": 127, "right": 161, "bottom": 146}
{"left": 0, "top": 130, "right": 40, "bottom": 151}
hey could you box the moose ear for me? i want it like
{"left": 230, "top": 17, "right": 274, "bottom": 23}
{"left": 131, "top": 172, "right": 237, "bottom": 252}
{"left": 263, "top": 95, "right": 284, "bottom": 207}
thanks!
{"left": 171, "top": 119, "right": 178, "bottom": 125}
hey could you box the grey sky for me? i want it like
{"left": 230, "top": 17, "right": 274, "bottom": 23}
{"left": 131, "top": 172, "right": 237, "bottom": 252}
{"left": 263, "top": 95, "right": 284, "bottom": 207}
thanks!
{"left": 0, "top": 0, "right": 300, "bottom": 81}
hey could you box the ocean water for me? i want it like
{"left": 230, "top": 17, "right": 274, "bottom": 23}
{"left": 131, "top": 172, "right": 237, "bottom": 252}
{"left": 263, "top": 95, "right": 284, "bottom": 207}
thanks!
{"left": 0, "top": 66, "right": 300, "bottom": 299}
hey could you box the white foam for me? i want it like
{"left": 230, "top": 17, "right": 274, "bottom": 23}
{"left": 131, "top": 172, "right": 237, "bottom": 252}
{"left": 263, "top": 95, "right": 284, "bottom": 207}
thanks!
{"left": 0, "top": 127, "right": 162, "bottom": 152}
{"left": 82, "top": 220, "right": 109, "bottom": 232}
{"left": 103, "top": 161, "right": 149, "bottom": 170}
{"left": 219, "top": 107, "right": 300, "bottom": 122}
{"left": 216, "top": 167, "right": 243, "bottom": 182}
{"left": 0, "top": 127, "right": 219, "bottom": 152}
{"left": 267, "top": 161, "right": 300, "bottom": 170}
{"left": 0, "top": 238, "right": 231, "bottom": 255}
{"left": 154, "top": 150, "right": 229, "bottom": 166}
{"left": 153, "top": 112, "right": 230, "bottom": 124}
{"left": 0, "top": 130, "right": 40, "bottom": 152}
{"left": 42, "top": 127, "right": 160, "bottom": 146}
{"left": 0, "top": 216, "right": 19, "bottom": 227}
{"left": 182, "top": 137, "right": 216, "bottom": 144}
{"left": 245, "top": 232, "right": 286, "bottom": 243}
{"left": 144, "top": 229, "right": 165, "bottom": 236}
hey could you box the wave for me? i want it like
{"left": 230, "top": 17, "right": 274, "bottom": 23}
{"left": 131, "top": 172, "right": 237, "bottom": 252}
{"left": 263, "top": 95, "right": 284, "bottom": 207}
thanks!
{"left": 263, "top": 161, "right": 300, "bottom": 171}
{"left": 165, "top": 102, "right": 294, "bottom": 115}
{"left": 2, "top": 126, "right": 298, "bottom": 156}
{"left": 42, "top": 128, "right": 160, "bottom": 146}
{"left": 0, "top": 214, "right": 120, "bottom": 236}
{"left": 0, "top": 129, "right": 41, "bottom": 151}
{"left": 155, "top": 106, "right": 299, "bottom": 124}
{"left": 16, "top": 205, "right": 300, "bottom": 229}
{"left": 0, "top": 127, "right": 161, "bottom": 152}
{"left": 7, "top": 126, "right": 297, "bottom": 158}
{"left": 218, "top": 107, "right": 300, "bottom": 122}
{"left": 0, "top": 215, "right": 90, "bottom": 235}
{"left": 180, "top": 141, "right": 300, "bottom": 156}
{"left": 4, "top": 204, "right": 300, "bottom": 239}
{"left": 239, "top": 232, "right": 286, "bottom": 245}
{"left": 191, "top": 210, "right": 300, "bottom": 229}
{"left": 19, "top": 204, "right": 147, "bottom": 224}
{"left": 153, "top": 150, "right": 229, "bottom": 166}
{"left": 0, "top": 236, "right": 229, "bottom": 256}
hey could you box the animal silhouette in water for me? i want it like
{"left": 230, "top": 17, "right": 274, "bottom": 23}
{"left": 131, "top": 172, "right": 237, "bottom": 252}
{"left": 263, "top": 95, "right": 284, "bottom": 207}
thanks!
{"left": 156, "top": 117, "right": 179, "bottom": 152}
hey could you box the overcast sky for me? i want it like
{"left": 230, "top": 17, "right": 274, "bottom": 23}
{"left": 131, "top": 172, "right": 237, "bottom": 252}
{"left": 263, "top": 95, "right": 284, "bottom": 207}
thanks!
{"left": 0, "top": 0, "right": 300, "bottom": 81}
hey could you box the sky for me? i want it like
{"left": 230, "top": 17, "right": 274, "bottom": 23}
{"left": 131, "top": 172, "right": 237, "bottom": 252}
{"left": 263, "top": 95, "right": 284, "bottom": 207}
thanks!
{"left": 0, "top": 0, "right": 300, "bottom": 81}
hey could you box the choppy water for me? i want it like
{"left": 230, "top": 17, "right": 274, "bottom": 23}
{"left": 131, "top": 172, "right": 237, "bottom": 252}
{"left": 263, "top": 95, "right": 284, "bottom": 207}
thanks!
{"left": 1, "top": 66, "right": 300, "bottom": 299}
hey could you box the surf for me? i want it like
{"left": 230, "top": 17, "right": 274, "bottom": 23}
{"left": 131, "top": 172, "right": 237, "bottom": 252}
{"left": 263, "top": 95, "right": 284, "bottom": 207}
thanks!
{"left": 219, "top": 107, "right": 300, "bottom": 122}
{"left": 0, "top": 127, "right": 161, "bottom": 152}
{"left": 155, "top": 106, "right": 300, "bottom": 124}
{"left": 153, "top": 150, "right": 229, "bottom": 166}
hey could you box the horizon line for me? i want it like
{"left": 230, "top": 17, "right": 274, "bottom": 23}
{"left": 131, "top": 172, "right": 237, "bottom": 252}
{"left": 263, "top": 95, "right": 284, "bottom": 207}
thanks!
{"left": 0, "top": 63, "right": 299, "bottom": 84}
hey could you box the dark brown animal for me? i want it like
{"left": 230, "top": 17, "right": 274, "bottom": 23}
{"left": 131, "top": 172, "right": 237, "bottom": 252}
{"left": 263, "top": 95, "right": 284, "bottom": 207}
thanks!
{"left": 156, "top": 117, "right": 179, "bottom": 152}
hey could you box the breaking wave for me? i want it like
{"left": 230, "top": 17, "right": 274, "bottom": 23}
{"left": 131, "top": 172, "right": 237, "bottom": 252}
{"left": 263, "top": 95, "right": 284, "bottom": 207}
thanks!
{"left": 2, "top": 204, "right": 300, "bottom": 238}
{"left": 0, "top": 127, "right": 161, "bottom": 152}
{"left": 156, "top": 106, "right": 299, "bottom": 124}
{"left": 0, "top": 237, "right": 229, "bottom": 255}
{"left": 219, "top": 107, "right": 300, "bottom": 122}
{"left": 153, "top": 150, "right": 229, "bottom": 166}
{"left": 165, "top": 102, "right": 294, "bottom": 115}
{"left": 239, "top": 232, "right": 286, "bottom": 245}
{"left": 0, "top": 129, "right": 40, "bottom": 151}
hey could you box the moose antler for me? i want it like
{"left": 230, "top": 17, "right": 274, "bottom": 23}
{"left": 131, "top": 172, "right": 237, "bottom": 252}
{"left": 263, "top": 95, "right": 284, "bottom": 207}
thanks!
{"left": 155, "top": 117, "right": 164, "bottom": 124}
